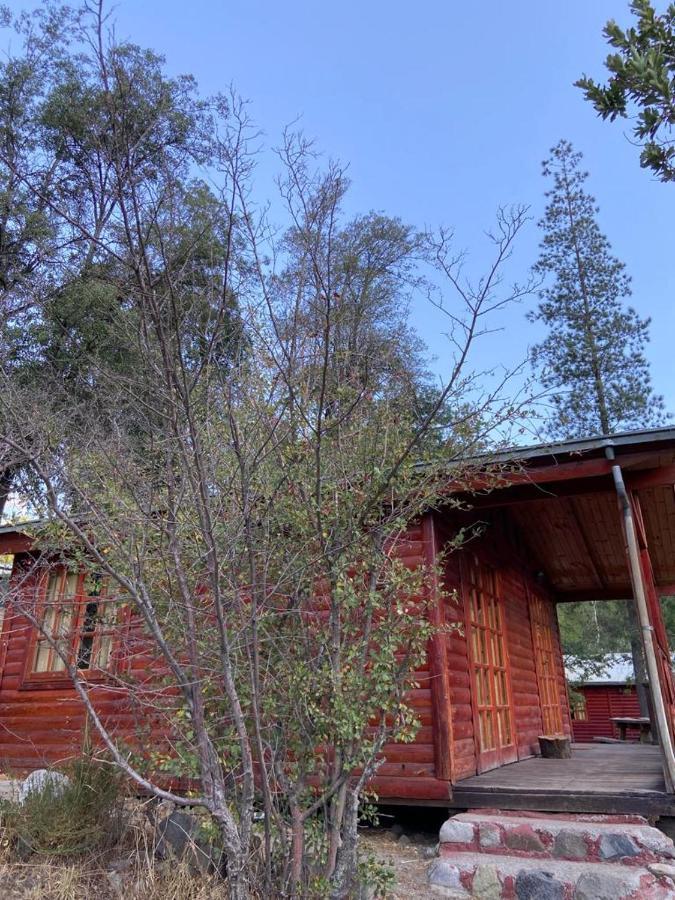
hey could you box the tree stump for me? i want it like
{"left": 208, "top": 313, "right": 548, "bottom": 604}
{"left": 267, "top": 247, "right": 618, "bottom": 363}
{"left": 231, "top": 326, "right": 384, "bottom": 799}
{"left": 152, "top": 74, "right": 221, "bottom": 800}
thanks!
{"left": 538, "top": 735, "right": 571, "bottom": 759}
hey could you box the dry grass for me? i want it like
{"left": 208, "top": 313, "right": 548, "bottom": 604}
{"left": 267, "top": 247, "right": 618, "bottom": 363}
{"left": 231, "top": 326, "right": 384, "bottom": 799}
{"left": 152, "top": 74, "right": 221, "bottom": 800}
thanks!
{"left": 0, "top": 856, "right": 229, "bottom": 899}
{"left": 0, "top": 792, "right": 230, "bottom": 899}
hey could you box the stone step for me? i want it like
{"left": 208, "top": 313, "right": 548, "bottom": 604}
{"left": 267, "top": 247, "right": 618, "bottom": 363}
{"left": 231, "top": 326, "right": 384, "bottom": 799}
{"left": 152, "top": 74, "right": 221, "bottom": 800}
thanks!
{"left": 439, "top": 810, "right": 675, "bottom": 866}
{"left": 428, "top": 851, "right": 675, "bottom": 899}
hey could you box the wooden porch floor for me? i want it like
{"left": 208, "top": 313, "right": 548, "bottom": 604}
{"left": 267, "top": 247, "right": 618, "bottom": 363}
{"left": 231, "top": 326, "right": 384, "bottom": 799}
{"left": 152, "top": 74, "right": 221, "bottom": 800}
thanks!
{"left": 450, "top": 743, "right": 675, "bottom": 816}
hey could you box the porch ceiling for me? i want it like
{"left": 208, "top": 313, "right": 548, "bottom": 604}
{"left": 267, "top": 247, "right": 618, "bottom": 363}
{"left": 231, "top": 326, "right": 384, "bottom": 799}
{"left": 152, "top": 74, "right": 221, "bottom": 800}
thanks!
{"left": 510, "top": 483, "right": 675, "bottom": 600}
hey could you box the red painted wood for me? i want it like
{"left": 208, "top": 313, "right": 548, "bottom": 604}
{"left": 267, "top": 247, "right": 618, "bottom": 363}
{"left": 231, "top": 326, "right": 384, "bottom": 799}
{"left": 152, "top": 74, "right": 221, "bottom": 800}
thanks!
{"left": 0, "top": 507, "right": 571, "bottom": 805}
{"left": 423, "top": 513, "right": 453, "bottom": 782}
{"left": 571, "top": 685, "right": 642, "bottom": 742}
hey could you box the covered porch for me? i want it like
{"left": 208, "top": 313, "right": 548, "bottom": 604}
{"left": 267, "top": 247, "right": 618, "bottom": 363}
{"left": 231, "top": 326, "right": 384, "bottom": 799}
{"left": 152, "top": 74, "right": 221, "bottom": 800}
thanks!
{"left": 448, "top": 428, "right": 675, "bottom": 814}
{"left": 450, "top": 742, "right": 675, "bottom": 816}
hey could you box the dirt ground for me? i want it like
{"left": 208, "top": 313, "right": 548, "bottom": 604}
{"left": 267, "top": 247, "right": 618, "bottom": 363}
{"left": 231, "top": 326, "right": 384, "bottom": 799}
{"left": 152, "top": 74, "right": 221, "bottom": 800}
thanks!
{"left": 358, "top": 806, "right": 446, "bottom": 898}
{"left": 0, "top": 805, "right": 446, "bottom": 899}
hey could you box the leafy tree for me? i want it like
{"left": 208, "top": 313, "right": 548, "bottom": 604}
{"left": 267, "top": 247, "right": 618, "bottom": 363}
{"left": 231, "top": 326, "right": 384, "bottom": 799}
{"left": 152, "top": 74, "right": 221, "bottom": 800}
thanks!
{"left": 0, "top": 4, "right": 532, "bottom": 898}
{"left": 577, "top": 0, "right": 675, "bottom": 182}
{"left": 529, "top": 139, "right": 665, "bottom": 438}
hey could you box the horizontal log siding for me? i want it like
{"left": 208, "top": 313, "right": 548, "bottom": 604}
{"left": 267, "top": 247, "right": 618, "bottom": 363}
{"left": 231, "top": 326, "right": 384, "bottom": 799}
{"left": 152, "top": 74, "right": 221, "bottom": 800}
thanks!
{"left": 572, "top": 685, "right": 641, "bottom": 742}
{"left": 438, "top": 510, "right": 567, "bottom": 780}
{"left": 0, "top": 508, "right": 570, "bottom": 803}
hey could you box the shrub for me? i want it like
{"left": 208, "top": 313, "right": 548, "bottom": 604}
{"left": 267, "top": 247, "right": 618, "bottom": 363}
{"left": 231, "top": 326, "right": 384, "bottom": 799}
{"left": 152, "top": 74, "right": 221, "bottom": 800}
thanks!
{"left": 3, "top": 755, "right": 124, "bottom": 858}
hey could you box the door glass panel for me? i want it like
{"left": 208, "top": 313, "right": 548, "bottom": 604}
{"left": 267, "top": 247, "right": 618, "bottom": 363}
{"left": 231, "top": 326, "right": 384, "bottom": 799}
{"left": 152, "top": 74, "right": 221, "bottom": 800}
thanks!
{"left": 467, "top": 558, "right": 514, "bottom": 758}
{"left": 530, "top": 590, "right": 564, "bottom": 735}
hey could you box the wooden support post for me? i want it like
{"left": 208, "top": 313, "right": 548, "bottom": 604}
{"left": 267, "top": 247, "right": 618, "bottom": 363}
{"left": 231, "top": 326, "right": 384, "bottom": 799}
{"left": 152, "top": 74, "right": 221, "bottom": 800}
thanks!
{"left": 423, "top": 513, "right": 454, "bottom": 784}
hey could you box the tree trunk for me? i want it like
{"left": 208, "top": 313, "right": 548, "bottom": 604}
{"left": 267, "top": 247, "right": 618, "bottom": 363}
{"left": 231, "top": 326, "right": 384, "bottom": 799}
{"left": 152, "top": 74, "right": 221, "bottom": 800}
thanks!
{"left": 538, "top": 735, "right": 572, "bottom": 758}
{"left": 0, "top": 467, "right": 13, "bottom": 522}
{"left": 625, "top": 597, "right": 650, "bottom": 718}
{"left": 329, "top": 786, "right": 360, "bottom": 900}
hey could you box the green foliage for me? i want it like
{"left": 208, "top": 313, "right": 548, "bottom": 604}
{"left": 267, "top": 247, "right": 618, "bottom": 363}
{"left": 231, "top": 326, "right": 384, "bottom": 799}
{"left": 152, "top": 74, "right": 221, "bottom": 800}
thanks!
{"left": 578, "top": 0, "right": 675, "bottom": 182}
{"left": 2, "top": 756, "right": 123, "bottom": 858}
{"left": 529, "top": 139, "right": 665, "bottom": 438}
{"left": 558, "top": 596, "right": 675, "bottom": 671}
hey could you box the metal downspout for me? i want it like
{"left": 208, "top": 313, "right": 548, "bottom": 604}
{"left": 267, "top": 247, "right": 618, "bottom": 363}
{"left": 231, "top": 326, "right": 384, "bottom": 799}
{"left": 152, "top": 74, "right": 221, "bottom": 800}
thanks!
{"left": 607, "top": 446, "right": 675, "bottom": 791}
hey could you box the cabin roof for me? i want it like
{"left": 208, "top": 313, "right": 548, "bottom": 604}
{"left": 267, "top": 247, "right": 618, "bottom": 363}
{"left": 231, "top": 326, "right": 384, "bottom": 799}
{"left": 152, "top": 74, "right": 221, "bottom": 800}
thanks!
{"left": 4, "top": 428, "right": 675, "bottom": 603}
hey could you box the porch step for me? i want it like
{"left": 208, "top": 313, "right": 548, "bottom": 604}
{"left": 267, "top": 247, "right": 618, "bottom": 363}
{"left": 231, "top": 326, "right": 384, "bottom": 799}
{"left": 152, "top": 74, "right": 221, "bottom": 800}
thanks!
{"left": 428, "top": 852, "right": 675, "bottom": 899}
{"left": 438, "top": 809, "right": 675, "bottom": 867}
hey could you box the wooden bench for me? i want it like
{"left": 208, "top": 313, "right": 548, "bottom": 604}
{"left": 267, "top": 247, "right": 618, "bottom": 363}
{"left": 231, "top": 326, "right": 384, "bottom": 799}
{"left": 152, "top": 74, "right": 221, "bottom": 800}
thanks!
{"left": 611, "top": 716, "right": 652, "bottom": 743}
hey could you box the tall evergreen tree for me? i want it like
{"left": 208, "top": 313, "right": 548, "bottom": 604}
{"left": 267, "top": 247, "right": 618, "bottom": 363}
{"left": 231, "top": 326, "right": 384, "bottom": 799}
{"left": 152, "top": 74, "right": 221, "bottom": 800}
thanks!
{"left": 529, "top": 139, "right": 665, "bottom": 439}
{"left": 531, "top": 139, "right": 667, "bottom": 715}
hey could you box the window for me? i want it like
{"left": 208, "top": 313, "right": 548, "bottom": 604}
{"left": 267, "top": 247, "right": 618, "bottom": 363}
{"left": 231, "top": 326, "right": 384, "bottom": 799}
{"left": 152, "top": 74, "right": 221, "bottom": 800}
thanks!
{"left": 31, "top": 568, "right": 117, "bottom": 677}
{"left": 569, "top": 693, "right": 587, "bottom": 721}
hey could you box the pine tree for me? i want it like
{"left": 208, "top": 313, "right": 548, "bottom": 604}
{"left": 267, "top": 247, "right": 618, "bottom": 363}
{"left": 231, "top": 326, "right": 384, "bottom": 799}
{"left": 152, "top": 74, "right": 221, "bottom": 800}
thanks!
{"left": 530, "top": 139, "right": 665, "bottom": 439}
{"left": 531, "top": 139, "right": 668, "bottom": 715}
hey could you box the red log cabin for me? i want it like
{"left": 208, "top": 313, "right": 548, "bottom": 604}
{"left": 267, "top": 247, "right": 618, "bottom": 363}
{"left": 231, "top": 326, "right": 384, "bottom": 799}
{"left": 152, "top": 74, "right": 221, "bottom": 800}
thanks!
{"left": 2, "top": 428, "right": 675, "bottom": 815}
{"left": 566, "top": 656, "right": 642, "bottom": 743}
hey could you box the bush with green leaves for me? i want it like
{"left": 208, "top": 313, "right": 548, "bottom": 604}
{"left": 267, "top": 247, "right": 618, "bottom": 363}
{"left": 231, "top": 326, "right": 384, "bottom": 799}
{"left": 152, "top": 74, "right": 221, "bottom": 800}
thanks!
{"left": 2, "top": 755, "right": 123, "bottom": 858}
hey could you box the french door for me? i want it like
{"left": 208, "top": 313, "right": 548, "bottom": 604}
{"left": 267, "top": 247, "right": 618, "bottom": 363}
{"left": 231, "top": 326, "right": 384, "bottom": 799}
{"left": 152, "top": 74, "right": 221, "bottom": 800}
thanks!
{"left": 529, "top": 588, "right": 564, "bottom": 736}
{"left": 465, "top": 556, "right": 517, "bottom": 772}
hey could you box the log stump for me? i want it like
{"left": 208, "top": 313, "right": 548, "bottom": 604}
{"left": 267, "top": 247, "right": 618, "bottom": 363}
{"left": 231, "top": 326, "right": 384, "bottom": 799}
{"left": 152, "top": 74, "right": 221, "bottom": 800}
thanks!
{"left": 538, "top": 735, "right": 571, "bottom": 759}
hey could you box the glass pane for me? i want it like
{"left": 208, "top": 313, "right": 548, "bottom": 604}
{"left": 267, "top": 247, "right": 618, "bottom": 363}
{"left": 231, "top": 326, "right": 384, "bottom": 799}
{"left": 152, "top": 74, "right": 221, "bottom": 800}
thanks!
{"left": 33, "top": 642, "right": 51, "bottom": 672}
{"left": 63, "top": 572, "right": 78, "bottom": 600}
{"left": 77, "top": 634, "right": 94, "bottom": 669}
{"left": 57, "top": 605, "right": 74, "bottom": 638}
{"left": 96, "top": 633, "right": 113, "bottom": 669}
{"left": 42, "top": 606, "right": 57, "bottom": 638}
{"left": 52, "top": 641, "right": 68, "bottom": 671}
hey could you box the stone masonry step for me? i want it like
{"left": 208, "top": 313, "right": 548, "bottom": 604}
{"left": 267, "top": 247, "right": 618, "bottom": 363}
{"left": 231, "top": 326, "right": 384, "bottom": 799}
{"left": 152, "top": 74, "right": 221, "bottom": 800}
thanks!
{"left": 439, "top": 810, "right": 675, "bottom": 866}
{"left": 428, "top": 851, "right": 675, "bottom": 899}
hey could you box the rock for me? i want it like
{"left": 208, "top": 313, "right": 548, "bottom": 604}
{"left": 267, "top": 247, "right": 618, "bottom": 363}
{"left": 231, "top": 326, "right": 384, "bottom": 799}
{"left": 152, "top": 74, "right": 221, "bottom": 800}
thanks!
{"left": 390, "top": 822, "right": 404, "bottom": 837}
{"left": 428, "top": 859, "right": 464, "bottom": 891}
{"left": 398, "top": 833, "right": 411, "bottom": 846}
{"left": 439, "top": 818, "right": 475, "bottom": 844}
{"left": 18, "top": 769, "right": 70, "bottom": 804}
{"left": 106, "top": 871, "right": 126, "bottom": 896}
{"left": 598, "top": 833, "right": 640, "bottom": 860}
{"left": 108, "top": 857, "right": 133, "bottom": 873}
{"left": 647, "top": 862, "right": 675, "bottom": 882}
{"left": 155, "top": 810, "right": 223, "bottom": 874}
{"left": 422, "top": 842, "right": 439, "bottom": 859}
{"left": 640, "top": 830, "right": 675, "bottom": 858}
{"left": 472, "top": 863, "right": 502, "bottom": 900}
{"left": 515, "top": 869, "right": 564, "bottom": 900}
{"left": 479, "top": 822, "right": 502, "bottom": 850}
{"left": 505, "top": 825, "right": 546, "bottom": 854}
{"left": 552, "top": 830, "right": 588, "bottom": 860}
{"left": 574, "top": 871, "right": 630, "bottom": 900}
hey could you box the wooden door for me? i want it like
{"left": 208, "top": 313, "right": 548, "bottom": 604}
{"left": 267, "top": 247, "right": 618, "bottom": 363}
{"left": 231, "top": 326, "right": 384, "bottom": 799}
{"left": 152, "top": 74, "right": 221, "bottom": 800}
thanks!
{"left": 464, "top": 556, "right": 517, "bottom": 772}
{"left": 529, "top": 588, "right": 564, "bottom": 736}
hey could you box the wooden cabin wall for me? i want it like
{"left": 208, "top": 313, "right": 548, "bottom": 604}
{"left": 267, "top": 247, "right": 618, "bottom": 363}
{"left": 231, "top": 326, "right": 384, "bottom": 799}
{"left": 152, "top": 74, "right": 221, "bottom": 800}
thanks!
{"left": 370, "top": 521, "right": 453, "bottom": 801}
{"left": 571, "top": 684, "right": 640, "bottom": 743}
{"left": 0, "top": 512, "right": 571, "bottom": 802}
{"left": 436, "top": 510, "right": 571, "bottom": 782}
{"left": 0, "top": 555, "right": 161, "bottom": 772}
{"left": 0, "top": 534, "right": 451, "bottom": 801}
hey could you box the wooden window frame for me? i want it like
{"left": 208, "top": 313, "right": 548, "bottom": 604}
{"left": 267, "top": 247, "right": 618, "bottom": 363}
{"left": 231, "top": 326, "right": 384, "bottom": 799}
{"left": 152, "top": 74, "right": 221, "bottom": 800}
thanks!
{"left": 21, "top": 566, "right": 120, "bottom": 690}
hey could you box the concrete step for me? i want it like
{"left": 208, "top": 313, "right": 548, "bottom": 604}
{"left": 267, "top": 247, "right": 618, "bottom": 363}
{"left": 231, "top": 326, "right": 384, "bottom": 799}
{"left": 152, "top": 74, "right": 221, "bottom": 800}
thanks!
{"left": 428, "top": 851, "right": 675, "bottom": 899}
{"left": 438, "top": 809, "right": 675, "bottom": 867}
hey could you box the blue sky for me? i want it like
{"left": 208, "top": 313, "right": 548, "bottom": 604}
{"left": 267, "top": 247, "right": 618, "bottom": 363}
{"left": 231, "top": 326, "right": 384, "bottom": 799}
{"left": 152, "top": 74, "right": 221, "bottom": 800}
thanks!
{"left": 10, "top": 0, "right": 675, "bottom": 417}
